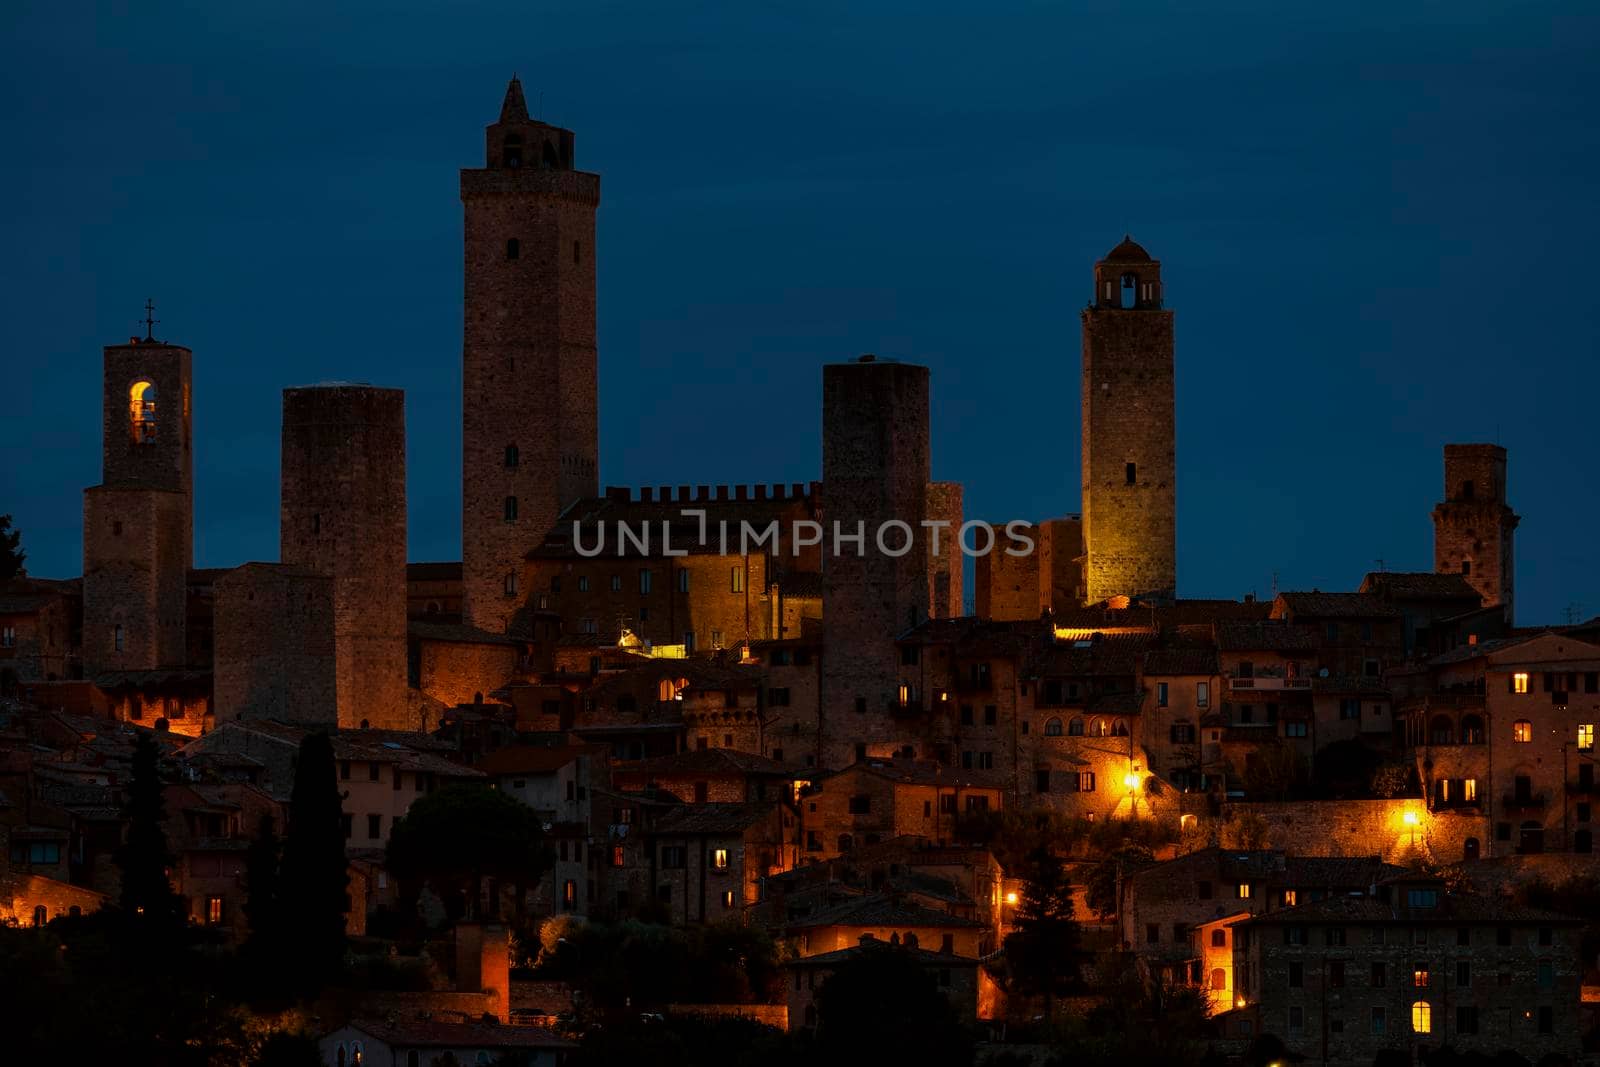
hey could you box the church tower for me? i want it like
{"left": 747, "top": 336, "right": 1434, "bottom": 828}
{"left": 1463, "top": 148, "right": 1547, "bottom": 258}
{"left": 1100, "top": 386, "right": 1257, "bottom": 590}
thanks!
{"left": 1433, "top": 444, "right": 1518, "bottom": 623}
{"left": 82, "top": 324, "right": 193, "bottom": 674}
{"left": 460, "top": 77, "right": 599, "bottom": 630}
{"left": 1080, "top": 237, "right": 1176, "bottom": 604}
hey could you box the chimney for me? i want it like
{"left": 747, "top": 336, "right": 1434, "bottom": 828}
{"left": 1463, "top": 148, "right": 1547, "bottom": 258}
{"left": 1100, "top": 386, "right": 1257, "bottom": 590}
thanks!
{"left": 454, "top": 921, "right": 511, "bottom": 1021}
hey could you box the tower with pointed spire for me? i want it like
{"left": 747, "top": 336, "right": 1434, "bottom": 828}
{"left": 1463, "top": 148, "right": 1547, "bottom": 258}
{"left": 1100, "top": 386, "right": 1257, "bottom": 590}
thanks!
{"left": 1080, "top": 236, "right": 1176, "bottom": 604}
{"left": 460, "top": 76, "right": 600, "bottom": 630}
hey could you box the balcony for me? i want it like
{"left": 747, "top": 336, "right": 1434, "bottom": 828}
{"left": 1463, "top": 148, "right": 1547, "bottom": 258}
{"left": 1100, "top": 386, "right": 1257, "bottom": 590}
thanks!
{"left": 1229, "top": 677, "right": 1312, "bottom": 691}
{"left": 1502, "top": 792, "right": 1548, "bottom": 812}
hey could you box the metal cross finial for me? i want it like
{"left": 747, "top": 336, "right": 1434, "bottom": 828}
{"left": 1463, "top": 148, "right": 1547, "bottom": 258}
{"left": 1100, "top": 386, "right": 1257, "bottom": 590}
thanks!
{"left": 140, "top": 299, "right": 159, "bottom": 342}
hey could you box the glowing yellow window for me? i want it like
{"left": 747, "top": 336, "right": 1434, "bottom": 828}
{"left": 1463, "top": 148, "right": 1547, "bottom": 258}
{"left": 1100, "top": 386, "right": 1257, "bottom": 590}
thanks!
{"left": 1411, "top": 1000, "right": 1431, "bottom": 1033}
{"left": 1463, "top": 779, "right": 1477, "bottom": 802}
{"left": 1514, "top": 720, "right": 1532, "bottom": 743}
{"left": 1237, "top": 883, "right": 1251, "bottom": 899}
{"left": 129, "top": 380, "right": 158, "bottom": 443}
{"left": 1579, "top": 725, "right": 1594, "bottom": 751}
{"left": 712, "top": 848, "right": 730, "bottom": 870}
{"left": 1283, "top": 890, "right": 1297, "bottom": 906}
{"left": 1514, "top": 673, "right": 1529, "bottom": 694}
{"left": 1413, "top": 965, "right": 1430, "bottom": 988}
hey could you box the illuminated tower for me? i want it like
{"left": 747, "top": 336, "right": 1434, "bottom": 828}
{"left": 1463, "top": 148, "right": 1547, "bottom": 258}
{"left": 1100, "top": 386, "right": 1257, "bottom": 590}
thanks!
{"left": 1433, "top": 444, "right": 1518, "bottom": 623}
{"left": 1080, "top": 236, "right": 1176, "bottom": 603}
{"left": 460, "top": 76, "right": 600, "bottom": 630}
{"left": 82, "top": 324, "right": 193, "bottom": 674}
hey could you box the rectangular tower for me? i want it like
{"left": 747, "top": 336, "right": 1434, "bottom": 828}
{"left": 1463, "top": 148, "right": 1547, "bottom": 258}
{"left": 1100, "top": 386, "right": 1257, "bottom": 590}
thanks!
{"left": 1080, "top": 237, "right": 1176, "bottom": 604}
{"left": 460, "top": 77, "right": 600, "bottom": 631}
{"left": 82, "top": 335, "right": 193, "bottom": 674}
{"left": 1433, "top": 443, "right": 1518, "bottom": 623}
{"left": 820, "top": 355, "right": 931, "bottom": 769}
{"left": 280, "top": 385, "right": 409, "bottom": 730}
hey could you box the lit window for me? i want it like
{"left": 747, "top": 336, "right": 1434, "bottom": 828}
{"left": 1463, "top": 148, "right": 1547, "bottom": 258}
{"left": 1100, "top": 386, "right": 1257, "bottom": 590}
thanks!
{"left": 722, "top": 889, "right": 735, "bottom": 908}
{"left": 1414, "top": 964, "right": 1430, "bottom": 987}
{"left": 1579, "top": 725, "right": 1594, "bottom": 751}
{"left": 129, "top": 380, "right": 158, "bottom": 443}
{"left": 1283, "top": 890, "right": 1297, "bottom": 906}
{"left": 1237, "top": 883, "right": 1251, "bottom": 900}
{"left": 1411, "top": 1000, "right": 1431, "bottom": 1034}
{"left": 731, "top": 567, "right": 744, "bottom": 593}
{"left": 711, "top": 848, "right": 730, "bottom": 870}
{"left": 1514, "top": 720, "right": 1532, "bottom": 743}
{"left": 206, "top": 896, "right": 223, "bottom": 925}
{"left": 1463, "top": 779, "right": 1478, "bottom": 801}
{"left": 1514, "top": 672, "right": 1530, "bottom": 694}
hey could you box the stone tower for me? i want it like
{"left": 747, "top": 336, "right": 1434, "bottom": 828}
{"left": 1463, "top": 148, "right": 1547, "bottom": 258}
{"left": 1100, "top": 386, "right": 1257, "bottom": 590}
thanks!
{"left": 1080, "top": 236, "right": 1176, "bottom": 604}
{"left": 461, "top": 76, "right": 600, "bottom": 631}
{"left": 820, "top": 356, "right": 931, "bottom": 769}
{"left": 82, "top": 334, "right": 193, "bottom": 674}
{"left": 1433, "top": 443, "right": 1518, "bottom": 623}
{"left": 280, "top": 386, "right": 409, "bottom": 729}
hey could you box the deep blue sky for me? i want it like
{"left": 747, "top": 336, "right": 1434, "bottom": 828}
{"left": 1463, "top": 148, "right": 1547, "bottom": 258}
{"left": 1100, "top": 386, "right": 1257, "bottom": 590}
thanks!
{"left": 3, "top": 2, "right": 1596, "bottom": 624}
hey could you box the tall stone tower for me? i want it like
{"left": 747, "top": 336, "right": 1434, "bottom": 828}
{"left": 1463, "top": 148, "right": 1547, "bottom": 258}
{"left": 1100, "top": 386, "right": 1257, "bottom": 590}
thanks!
{"left": 280, "top": 386, "right": 409, "bottom": 729}
{"left": 1080, "top": 236, "right": 1176, "bottom": 604}
{"left": 820, "top": 356, "right": 931, "bottom": 769}
{"left": 1433, "top": 444, "right": 1518, "bottom": 623}
{"left": 82, "top": 333, "right": 193, "bottom": 675}
{"left": 461, "top": 76, "right": 600, "bottom": 631}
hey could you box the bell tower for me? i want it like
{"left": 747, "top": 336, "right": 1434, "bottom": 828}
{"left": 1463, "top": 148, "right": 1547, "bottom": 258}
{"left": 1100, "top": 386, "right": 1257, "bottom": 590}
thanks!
{"left": 1080, "top": 236, "right": 1176, "bottom": 604}
{"left": 460, "top": 76, "right": 600, "bottom": 630}
{"left": 82, "top": 323, "right": 193, "bottom": 674}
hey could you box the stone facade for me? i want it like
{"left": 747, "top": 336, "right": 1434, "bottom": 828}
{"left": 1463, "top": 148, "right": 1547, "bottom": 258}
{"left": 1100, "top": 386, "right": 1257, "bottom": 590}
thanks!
{"left": 461, "top": 77, "right": 598, "bottom": 631}
{"left": 1234, "top": 880, "right": 1583, "bottom": 1066}
{"left": 820, "top": 356, "right": 931, "bottom": 769}
{"left": 925, "top": 480, "right": 964, "bottom": 618}
{"left": 1433, "top": 444, "right": 1519, "bottom": 625}
{"left": 280, "top": 385, "right": 409, "bottom": 730}
{"left": 213, "top": 563, "right": 336, "bottom": 726}
{"left": 82, "top": 337, "right": 193, "bottom": 676}
{"left": 1080, "top": 237, "right": 1175, "bottom": 604}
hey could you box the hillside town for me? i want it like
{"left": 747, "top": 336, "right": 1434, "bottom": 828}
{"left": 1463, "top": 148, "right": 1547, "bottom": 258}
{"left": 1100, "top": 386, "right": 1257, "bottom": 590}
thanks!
{"left": 2, "top": 77, "right": 1597, "bottom": 1067}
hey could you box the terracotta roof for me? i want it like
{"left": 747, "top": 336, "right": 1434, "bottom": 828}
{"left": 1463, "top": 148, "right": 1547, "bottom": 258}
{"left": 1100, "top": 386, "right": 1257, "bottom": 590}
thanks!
{"left": 623, "top": 747, "right": 805, "bottom": 778}
{"left": 787, "top": 940, "right": 978, "bottom": 967}
{"left": 787, "top": 893, "right": 985, "bottom": 931}
{"left": 1215, "top": 620, "right": 1320, "bottom": 653}
{"left": 475, "top": 744, "right": 589, "bottom": 776}
{"left": 823, "top": 757, "right": 1007, "bottom": 791}
{"left": 1238, "top": 889, "right": 1581, "bottom": 927}
{"left": 408, "top": 620, "right": 520, "bottom": 646}
{"left": 1275, "top": 591, "right": 1399, "bottom": 619}
{"left": 1101, "top": 235, "right": 1153, "bottom": 263}
{"left": 1143, "top": 647, "right": 1219, "bottom": 676}
{"left": 341, "top": 1019, "right": 575, "bottom": 1051}
{"left": 1360, "top": 572, "right": 1481, "bottom": 601}
{"left": 650, "top": 802, "right": 775, "bottom": 835}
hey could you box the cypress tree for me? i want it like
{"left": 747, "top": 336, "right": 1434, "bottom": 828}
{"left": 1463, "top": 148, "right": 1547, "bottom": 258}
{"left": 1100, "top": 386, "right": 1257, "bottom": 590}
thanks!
{"left": 278, "top": 732, "right": 349, "bottom": 989}
{"left": 243, "top": 813, "right": 282, "bottom": 963}
{"left": 116, "top": 731, "right": 180, "bottom": 928}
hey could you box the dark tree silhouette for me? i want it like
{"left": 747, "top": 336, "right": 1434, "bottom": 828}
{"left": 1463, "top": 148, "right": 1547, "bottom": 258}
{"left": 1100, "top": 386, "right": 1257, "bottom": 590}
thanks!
{"left": 814, "top": 941, "right": 973, "bottom": 1067}
{"left": 1084, "top": 841, "right": 1155, "bottom": 920}
{"left": 386, "top": 783, "right": 549, "bottom": 919}
{"left": 1004, "top": 843, "right": 1082, "bottom": 1016}
{"left": 0, "top": 514, "right": 24, "bottom": 581}
{"left": 279, "top": 732, "right": 348, "bottom": 989}
{"left": 116, "top": 731, "right": 180, "bottom": 928}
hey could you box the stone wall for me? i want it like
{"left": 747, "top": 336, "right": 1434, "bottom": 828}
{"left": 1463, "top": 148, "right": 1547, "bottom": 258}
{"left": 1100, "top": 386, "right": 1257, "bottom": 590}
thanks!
{"left": 213, "top": 563, "right": 337, "bottom": 726}
{"left": 281, "top": 386, "right": 409, "bottom": 730}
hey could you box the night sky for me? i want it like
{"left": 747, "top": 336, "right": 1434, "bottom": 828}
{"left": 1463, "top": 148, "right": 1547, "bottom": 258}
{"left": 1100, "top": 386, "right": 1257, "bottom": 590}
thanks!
{"left": 3, "top": 2, "right": 1596, "bottom": 623}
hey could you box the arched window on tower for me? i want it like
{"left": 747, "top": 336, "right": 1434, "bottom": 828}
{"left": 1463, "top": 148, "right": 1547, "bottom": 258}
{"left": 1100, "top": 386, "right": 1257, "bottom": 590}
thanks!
{"left": 502, "top": 134, "right": 522, "bottom": 168}
{"left": 129, "top": 380, "right": 158, "bottom": 444}
{"left": 504, "top": 444, "right": 519, "bottom": 468}
{"left": 506, "top": 238, "right": 520, "bottom": 260}
{"left": 1120, "top": 272, "right": 1139, "bottom": 309}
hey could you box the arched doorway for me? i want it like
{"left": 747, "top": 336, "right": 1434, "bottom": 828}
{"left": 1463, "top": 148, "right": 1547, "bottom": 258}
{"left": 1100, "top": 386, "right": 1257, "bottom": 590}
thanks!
{"left": 1463, "top": 837, "right": 1480, "bottom": 861}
